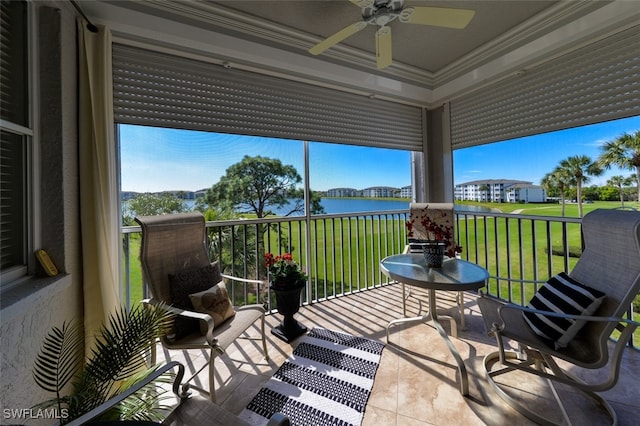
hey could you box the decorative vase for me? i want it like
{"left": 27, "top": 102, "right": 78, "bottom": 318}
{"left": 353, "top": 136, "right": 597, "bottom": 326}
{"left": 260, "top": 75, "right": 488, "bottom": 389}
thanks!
{"left": 270, "top": 281, "right": 307, "bottom": 342}
{"left": 422, "top": 241, "right": 446, "bottom": 268}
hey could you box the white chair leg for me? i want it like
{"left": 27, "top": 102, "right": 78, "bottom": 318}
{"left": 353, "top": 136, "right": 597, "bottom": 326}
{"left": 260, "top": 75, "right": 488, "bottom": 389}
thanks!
{"left": 261, "top": 313, "right": 269, "bottom": 361}
{"left": 208, "top": 351, "right": 216, "bottom": 402}
{"left": 458, "top": 291, "right": 465, "bottom": 330}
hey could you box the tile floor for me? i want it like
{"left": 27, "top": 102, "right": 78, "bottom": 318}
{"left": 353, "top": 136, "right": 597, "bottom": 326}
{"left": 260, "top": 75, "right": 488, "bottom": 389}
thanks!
{"left": 160, "top": 285, "right": 639, "bottom": 425}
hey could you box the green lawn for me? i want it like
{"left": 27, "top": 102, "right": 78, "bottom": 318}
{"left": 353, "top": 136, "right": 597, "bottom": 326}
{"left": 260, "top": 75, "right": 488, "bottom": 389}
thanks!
{"left": 457, "top": 200, "right": 638, "bottom": 216}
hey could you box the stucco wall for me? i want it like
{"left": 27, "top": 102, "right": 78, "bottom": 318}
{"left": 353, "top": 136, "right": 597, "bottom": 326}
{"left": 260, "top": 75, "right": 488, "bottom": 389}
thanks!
{"left": 0, "top": 2, "right": 82, "bottom": 424}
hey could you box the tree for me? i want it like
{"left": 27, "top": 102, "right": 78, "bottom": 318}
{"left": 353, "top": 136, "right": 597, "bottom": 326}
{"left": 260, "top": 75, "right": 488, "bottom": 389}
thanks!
{"left": 558, "top": 155, "right": 602, "bottom": 217}
{"left": 541, "top": 168, "right": 573, "bottom": 217}
{"left": 598, "top": 130, "right": 640, "bottom": 205}
{"left": 122, "top": 193, "right": 188, "bottom": 225}
{"left": 204, "top": 155, "right": 325, "bottom": 277}
{"left": 607, "top": 175, "right": 635, "bottom": 207}
{"left": 581, "top": 185, "right": 601, "bottom": 202}
{"left": 288, "top": 188, "right": 326, "bottom": 216}
{"left": 599, "top": 185, "right": 619, "bottom": 201}
{"left": 206, "top": 156, "right": 315, "bottom": 217}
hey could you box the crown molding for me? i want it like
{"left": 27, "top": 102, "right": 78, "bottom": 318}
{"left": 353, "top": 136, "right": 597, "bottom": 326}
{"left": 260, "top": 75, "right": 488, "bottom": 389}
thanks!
{"left": 433, "top": 1, "right": 608, "bottom": 86}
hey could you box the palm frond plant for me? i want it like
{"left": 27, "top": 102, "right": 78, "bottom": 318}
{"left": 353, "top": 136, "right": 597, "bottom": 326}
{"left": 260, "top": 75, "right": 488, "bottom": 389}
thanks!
{"left": 33, "top": 304, "right": 175, "bottom": 424}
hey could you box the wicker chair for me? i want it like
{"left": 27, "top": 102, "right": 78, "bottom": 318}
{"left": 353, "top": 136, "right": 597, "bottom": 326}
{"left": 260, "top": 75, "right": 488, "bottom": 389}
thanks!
{"left": 135, "top": 212, "right": 268, "bottom": 402}
{"left": 478, "top": 209, "right": 640, "bottom": 424}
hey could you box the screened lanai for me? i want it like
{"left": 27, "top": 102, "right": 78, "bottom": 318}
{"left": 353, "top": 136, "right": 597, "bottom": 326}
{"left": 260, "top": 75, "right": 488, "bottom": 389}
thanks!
{"left": 2, "top": 1, "right": 640, "bottom": 424}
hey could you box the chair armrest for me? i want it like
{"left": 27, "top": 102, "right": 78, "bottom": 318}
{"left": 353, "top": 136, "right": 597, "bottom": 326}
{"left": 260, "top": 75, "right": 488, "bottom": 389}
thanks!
{"left": 221, "top": 273, "right": 266, "bottom": 286}
{"left": 497, "top": 302, "right": 640, "bottom": 328}
{"left": 488, "top": 276, "right": 547, "bottom": 286}
{"left": 142, "top": 298, "right": 218, "bottom": 347}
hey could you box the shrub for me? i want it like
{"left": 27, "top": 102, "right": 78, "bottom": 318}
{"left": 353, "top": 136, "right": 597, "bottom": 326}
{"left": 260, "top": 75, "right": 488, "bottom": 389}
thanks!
{"left": 545, "top": 245, "right": 582, "bottom": 258}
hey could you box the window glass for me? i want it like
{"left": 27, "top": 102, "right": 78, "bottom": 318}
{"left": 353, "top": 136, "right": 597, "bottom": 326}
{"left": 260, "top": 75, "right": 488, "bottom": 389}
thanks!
{"left": 308, "top": 142, "right": 412, "bottom": 213}
{"left": 453, "top": 115, "right": 640, "bottom": 205}
{"left": 0, "top": 130, "right": 26, "bottom": 271}
{"left": 118, "top": 125, "right": 413, "bottom": 221}
{"left": 118, "top": 125, "right": 305, "bottom": 222}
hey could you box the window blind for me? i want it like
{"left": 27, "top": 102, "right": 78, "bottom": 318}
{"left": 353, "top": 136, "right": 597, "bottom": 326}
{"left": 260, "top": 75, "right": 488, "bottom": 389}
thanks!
{"left": 0, "top": 0, "right": 28, "bottom": 274}
{"left": 112, "top": 44, "right": 424, "bottom": 151}
{"left": 450, "top": 25, "right": 640, "bottom": 149}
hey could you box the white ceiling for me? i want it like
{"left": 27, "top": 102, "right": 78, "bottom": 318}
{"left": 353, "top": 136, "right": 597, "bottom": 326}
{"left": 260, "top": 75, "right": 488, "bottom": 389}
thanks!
{"left": 88, "top": 0, "right": 638, "bottom": 105}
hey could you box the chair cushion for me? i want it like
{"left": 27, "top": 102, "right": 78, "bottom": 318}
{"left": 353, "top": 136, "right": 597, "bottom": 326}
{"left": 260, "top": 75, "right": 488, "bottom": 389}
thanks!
{"left": 523, "top": 272, "right": 606, "bottom": 349}
{"left": 190, "top": 282, "right": 236, "bottom": 330}
{"left": 168, "top": 262, "right": 221, "bottom": 340}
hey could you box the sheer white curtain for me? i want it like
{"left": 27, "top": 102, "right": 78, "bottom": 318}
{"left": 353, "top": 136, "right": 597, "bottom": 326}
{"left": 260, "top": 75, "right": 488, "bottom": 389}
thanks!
{"left": 78, "top": 21, "right": 119, "bottom": 353}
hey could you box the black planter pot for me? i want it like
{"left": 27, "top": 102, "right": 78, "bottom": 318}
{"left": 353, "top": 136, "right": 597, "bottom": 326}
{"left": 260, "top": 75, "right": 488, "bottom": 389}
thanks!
{"left": 270, "top": 281, "right": 307, "bottom": 342}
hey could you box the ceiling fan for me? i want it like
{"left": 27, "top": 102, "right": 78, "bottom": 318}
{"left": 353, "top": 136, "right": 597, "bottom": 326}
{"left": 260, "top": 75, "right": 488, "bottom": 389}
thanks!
{"left": 308, "top": 0, "right": 475, "bottom": 69}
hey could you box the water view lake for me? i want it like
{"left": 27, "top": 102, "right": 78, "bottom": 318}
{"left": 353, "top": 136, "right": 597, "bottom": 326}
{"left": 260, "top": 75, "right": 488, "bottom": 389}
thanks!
{"left": 186, "top": 198, "right": 492, "bottom": 215}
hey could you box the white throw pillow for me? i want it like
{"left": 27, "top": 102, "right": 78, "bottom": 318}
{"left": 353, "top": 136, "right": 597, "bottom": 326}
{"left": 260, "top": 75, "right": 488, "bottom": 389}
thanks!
{"left": 189, "top": 282, "right": 236, "bottom": 330}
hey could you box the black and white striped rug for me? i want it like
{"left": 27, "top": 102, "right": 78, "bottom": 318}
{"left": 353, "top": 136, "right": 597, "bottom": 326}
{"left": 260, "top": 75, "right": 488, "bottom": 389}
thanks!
{"left": 239, "top": 328, "right": 385, "bottom": 426}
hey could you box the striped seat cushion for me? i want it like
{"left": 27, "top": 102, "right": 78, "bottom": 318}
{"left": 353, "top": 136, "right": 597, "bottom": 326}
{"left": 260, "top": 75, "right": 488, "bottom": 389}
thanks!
{"left": 523, "top": 272, "right": 606, "bottom": 349}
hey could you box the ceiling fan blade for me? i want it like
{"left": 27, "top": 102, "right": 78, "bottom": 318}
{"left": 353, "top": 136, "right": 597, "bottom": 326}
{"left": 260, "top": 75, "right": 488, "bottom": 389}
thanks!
{"left": 401, "top": 6, "right": 475, "bottom": 29}
{"left": 375, "top": 26, "right": 392, "bottom": 69}
{"left": 308, "top": 21, "right": 367, "bottom": 55}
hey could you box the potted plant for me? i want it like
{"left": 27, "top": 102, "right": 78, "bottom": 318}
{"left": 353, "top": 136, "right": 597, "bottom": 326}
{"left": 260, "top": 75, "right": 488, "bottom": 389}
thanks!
{"left": 406, "top": 208, "right": 462, "bottom": 267}
{"left": 32, "top": 304, "right": 178, "bottom": 424}
{"left": 265, "top": 252, "right": 308, "bottom": 342}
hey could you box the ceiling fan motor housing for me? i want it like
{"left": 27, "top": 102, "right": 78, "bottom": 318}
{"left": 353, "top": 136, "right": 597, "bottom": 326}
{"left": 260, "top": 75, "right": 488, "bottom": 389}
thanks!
{"left": 362, "top": 0, "right": 405, "bottom": 25}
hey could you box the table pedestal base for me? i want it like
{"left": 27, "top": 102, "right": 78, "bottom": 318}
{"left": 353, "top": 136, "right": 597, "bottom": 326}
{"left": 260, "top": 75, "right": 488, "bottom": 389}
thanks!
{"left": 387, "top": 289, "right": 469, "bottom": 396}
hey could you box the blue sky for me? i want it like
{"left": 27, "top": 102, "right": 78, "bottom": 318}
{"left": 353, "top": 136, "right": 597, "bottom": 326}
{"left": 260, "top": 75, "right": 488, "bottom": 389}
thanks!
{"left": 119, "top": 126, "right": 411, "bottom": 192}
{"left": 120, "top": 115, "right": 640, "bottom": 193}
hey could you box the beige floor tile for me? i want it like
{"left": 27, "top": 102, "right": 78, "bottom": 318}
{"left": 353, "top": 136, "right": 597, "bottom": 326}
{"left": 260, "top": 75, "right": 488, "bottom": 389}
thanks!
{"left": 362, "top": 405, "right": 397, "bottom": 425}
{"left": 151, "top": 287, "right": 639, "bottom": 425}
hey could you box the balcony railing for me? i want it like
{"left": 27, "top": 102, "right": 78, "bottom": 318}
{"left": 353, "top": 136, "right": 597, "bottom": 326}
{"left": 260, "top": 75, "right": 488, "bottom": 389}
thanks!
{"left": 121, "top": 208, "right": 638, "bottom": 347}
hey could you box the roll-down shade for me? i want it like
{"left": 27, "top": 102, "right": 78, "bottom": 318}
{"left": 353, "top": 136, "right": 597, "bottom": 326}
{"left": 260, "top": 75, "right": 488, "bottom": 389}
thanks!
{"left": 450, "top": 25, "right": 640, "bottom": 149}
{"left": 112, "top": 44, "right": 424, "bottom": 151}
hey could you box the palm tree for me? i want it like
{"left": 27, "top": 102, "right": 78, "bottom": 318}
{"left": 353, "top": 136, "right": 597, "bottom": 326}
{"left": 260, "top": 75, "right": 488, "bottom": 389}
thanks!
{"left": 558, "top": 155, "right": 602, "bottom": 217}
{"left": 541, "top": 168, "right": 573, "bottom": 217}
{"left": 607, "top": 175, "right": 634, "bottom": 208}
{"left": 598, "top": 130, "right": 640, "bottom": 205}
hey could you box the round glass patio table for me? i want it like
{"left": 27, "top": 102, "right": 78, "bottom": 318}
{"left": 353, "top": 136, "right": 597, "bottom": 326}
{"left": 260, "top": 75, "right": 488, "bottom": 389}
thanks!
{"left": 380, "top": 254, "right": 489, "bottom": 396}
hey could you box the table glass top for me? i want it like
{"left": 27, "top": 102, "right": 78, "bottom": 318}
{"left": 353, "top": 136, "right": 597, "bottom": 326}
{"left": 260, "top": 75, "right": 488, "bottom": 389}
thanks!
{"left": 380, "top": 254, "right": 489, "bottom": 291}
